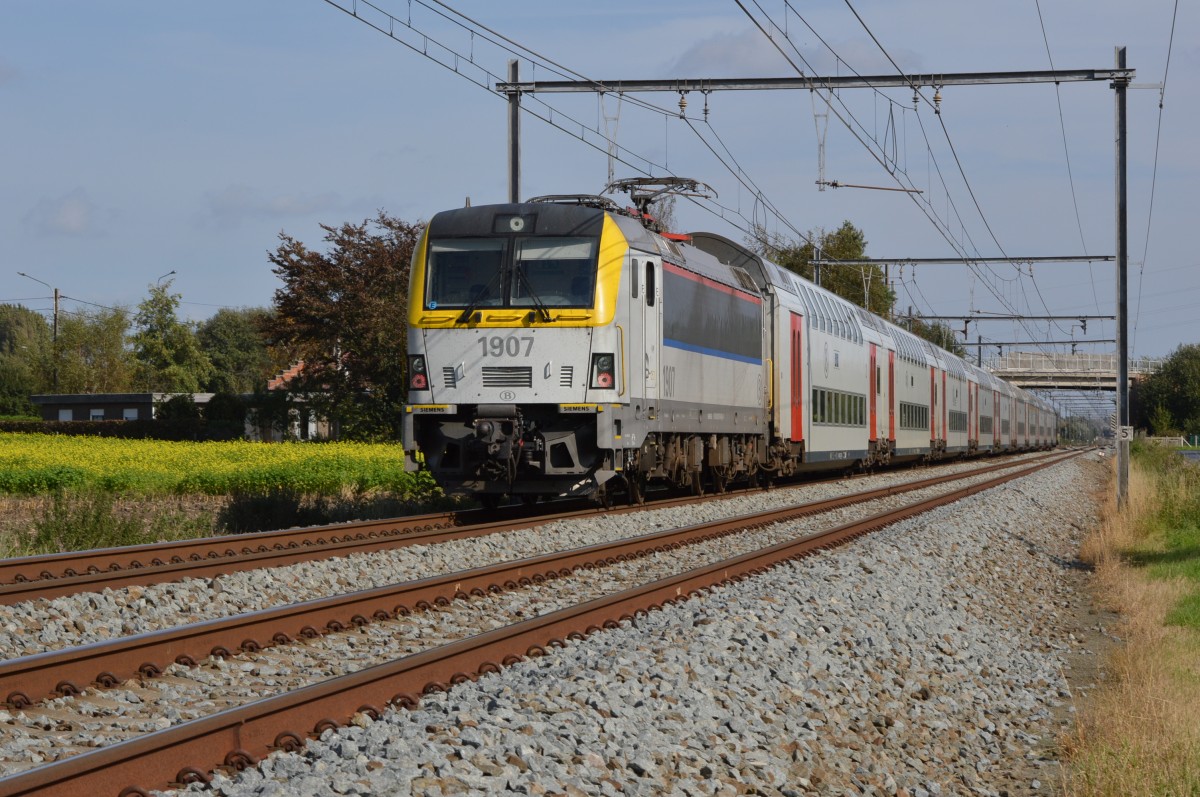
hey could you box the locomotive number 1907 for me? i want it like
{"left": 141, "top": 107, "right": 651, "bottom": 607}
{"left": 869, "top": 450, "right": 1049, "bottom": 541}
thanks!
{"left": 480, "top": 336, "right": 534, "bottom": 357}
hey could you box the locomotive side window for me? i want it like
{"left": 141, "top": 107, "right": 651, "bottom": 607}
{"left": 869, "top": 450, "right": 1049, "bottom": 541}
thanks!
{"left": 645, "top": 262, "right": 656, "bottom": 307}
{"left": 631, "top": 258, "right": 639, "bottom": 299}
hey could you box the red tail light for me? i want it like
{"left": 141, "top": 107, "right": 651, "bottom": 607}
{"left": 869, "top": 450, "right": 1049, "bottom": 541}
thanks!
{"left": 408, "top": 355, "right": 429, "bottom": 391}
{"left": 590, "top": 353, "right": 615, "bottom": 389}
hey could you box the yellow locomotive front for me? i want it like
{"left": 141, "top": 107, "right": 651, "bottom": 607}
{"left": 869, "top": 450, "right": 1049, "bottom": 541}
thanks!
{"left": 403, "top": 200, "right": 629, "bottom": 506}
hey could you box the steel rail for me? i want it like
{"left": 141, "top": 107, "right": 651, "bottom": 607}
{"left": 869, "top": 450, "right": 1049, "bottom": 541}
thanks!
{"left": 0, "top": 452, "right": 1082, "bottom": 796}
{"left": 0, "top": 503, "right": 603, "bottom": 605}
{"left": 0, "top": 450, "right": 1048, "bottom": 588}
{"left": 0, "top": 450, "right": 1069, "bottom": 708}
{"left": 0, "top": 452, "right": 1046, "bottom": 605}
{"left": 0, "top": 503, "right": 552, "bottom": 586}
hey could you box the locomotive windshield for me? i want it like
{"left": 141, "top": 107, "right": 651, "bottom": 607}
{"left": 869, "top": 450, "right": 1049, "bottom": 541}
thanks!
{"left": 425, "top": 236, "right": 597, "bottom": 310}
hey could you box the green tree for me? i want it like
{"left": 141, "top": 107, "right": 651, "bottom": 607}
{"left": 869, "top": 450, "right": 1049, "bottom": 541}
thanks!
{"left": 750, "top": 221, "right": 895, "bottom": 317}
{"left": 266, "top": 211, "right": 423, "bottom": 441}
{"left": 57, "top": 307, "right": 136, "bottom": 393}
{"left": 901, "top": 318, "right": 967, "bottom": 358}
{"left": 197, "top": 307, "right": 278, "bottom": 394}
{"left": 0, "top": 305, "right": 52, "bottom": 412}
{"left": 1134, "top": 343, "right": 1200, "bottom": 436}
{"left": 132, "top": 281, "right": 213, "bottom": 392}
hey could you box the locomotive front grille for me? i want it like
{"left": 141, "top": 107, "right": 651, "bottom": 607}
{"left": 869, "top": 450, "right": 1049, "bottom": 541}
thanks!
{"left": 482, "top": 366, "right": 533, "bottom": 387}
{"left": 560, "top": 366, "right": 574, "bottom": 387}
{"left": 442, "top": 367, "right": 458, "bottom": 389}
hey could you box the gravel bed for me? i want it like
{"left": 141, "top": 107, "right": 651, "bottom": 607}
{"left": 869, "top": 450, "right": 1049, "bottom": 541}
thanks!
{"left": 159, "top": 452, "right": 1104, "bottom": 797}
{"left": 0, "top": 461, "right": 1051, "bottom": 774}
{"left": 0, "top": 455, "right": 1043, "bottom": 660}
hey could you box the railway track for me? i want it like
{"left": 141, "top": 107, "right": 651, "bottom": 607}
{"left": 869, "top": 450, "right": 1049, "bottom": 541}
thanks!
{"left": 0, "top": 449, "right": 1081, "bottom": 796}
{"left": 0, "top": 451, "right": 1046, "bottom": 606}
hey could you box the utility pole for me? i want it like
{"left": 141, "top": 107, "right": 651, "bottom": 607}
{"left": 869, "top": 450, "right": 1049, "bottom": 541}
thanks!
{"left": 1114, "top": 46, "right": 1130, "bottom": 506}
{"left": 507, "top": 59, "right": 520, "bottom": 204}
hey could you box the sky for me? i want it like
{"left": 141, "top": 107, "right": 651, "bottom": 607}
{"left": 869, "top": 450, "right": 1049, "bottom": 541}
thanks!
{"left": 2, "top": 1, "right": 1195, "bottom": 399}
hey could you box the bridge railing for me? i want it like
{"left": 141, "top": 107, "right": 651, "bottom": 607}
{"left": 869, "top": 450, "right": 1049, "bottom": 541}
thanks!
{"left": 983, "top": 351, "right": 1163, "bottom": 375}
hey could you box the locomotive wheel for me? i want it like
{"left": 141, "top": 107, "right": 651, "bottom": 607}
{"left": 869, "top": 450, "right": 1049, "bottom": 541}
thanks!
{"left": 629, "top": 473, "right": 646, "bottom": 506}
{"left": 479, "top": 494, "right": 503, "bottom": 511}
{"left": 520, "top": 494, "right": 540, "bottom": 508}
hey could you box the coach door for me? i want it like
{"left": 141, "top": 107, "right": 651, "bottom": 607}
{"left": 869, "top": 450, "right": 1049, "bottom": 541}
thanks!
{"left": 969, "top": 382, "right": 976, "bottom": 443}
{"left": 869, "top": 344, "right": 878, "bottom": 442}
{"left": 930, "top": 367, "right": 938, "bottom": 443}
{"left": 888, "top": 351, "right": 896, "bottom": 442}
{"left": 789, "top": 311, "right": 804, "bottom": 442}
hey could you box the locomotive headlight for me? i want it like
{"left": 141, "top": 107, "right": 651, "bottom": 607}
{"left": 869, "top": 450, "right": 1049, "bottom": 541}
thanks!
{"left": 590, "top": 353, "right": 616, "bottom": 389}
{"left": 408, "top": 355, "right": 429, "bottom": 391}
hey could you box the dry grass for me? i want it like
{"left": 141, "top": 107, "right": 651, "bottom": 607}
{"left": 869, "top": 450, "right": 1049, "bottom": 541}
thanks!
{"left": 1062, "top": 453, "right": 1200, "bottom": 796}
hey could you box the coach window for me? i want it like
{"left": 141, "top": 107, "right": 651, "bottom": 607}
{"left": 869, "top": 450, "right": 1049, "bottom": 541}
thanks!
{"left": 630, "top": 259, "right": 639, "bottom": 299}
{"left": 645, "top": 262, "right": 656, "bottom": 306}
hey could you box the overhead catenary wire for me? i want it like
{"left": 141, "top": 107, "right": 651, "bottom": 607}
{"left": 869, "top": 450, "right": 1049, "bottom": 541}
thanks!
{"left": 836, "top": 1, "right": 1092, "bottom": 349}
{"left": 838, "top": 0, "right": 1076, "bottom": 341}
{"left": 1132, "top": 0, "right": 1179, "bottom": 355}
{"left": 400, "top": 0, "right": 814, "bottom": 241}
{"left": 741, "top": 2, "right": 1061, "bottom": 347}
{"left": 319, "top": 0, "right": 807, "bottom": 244}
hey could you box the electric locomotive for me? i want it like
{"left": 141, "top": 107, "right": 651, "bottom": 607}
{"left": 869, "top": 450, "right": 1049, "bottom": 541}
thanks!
{"left": 402, "top": 191, "right": 767, "bottom": 507}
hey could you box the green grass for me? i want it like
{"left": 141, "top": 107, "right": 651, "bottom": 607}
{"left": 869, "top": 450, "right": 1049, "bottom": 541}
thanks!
{"left": 22, "top": 489, "right": 212, "bottom": 556}
{"left": 1126, "top": 441, "right": 1200, "bottom": 629}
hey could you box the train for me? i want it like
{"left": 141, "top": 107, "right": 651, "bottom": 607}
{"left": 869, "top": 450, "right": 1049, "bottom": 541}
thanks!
{"left": 401, "top": 190, "right": 1057, "bottom": 507}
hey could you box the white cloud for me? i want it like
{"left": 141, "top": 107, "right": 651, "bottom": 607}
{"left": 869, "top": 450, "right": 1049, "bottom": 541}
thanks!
{"left": 668, "top": 27, "right": 924, "bottom": 78}
{"left": 203, "top": 185, "right": 343, "bottom": 226}
{"left": 668, "top": 28, "right": 795, "bottom": 77}
{"left": 24, "top": 188, "right": 104, "bottom": 237}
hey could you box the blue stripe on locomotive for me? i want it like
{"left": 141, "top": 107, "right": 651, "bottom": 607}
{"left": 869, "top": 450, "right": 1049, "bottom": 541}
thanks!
{"left": 662, "top": 266, "right": 763, "bottom": 365}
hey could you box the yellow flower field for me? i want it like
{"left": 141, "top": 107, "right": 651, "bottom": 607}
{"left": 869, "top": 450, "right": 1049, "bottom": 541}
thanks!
{"left": 0, "top": 433, "right": 431, "bottom": 496}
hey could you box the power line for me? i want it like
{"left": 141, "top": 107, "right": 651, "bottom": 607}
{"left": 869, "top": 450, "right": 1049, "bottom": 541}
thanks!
{"left": 1132, "top": 0, "right": 1179, "bottom": 354}
{"left": 839, "top": 0, "right": 1079, "bottom": 342}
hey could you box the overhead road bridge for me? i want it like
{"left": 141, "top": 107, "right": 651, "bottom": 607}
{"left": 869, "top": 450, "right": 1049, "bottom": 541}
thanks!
{"left": 984, "top": 352, "right": 1162, "bottom": 391}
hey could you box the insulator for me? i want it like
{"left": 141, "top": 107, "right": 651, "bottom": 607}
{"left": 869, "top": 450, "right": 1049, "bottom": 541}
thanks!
{"left": 678, "top": 93, "right": 687, "bottom": 117}
{"left": 933, "top": 88, "right": 942, "bottom": 115}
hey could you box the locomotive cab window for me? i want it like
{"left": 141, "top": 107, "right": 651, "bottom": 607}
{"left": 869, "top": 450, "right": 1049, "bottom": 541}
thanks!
{"left": 424, "top": 235, "right": 599, "bottom": 310}
{"left": 513, "top": 238, "right": 597, "bottom": 308}
{"left": 425, "top": 240, "right": 505, "bottom": 308}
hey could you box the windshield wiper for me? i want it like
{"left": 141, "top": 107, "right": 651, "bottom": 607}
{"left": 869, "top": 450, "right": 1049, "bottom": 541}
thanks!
{"left": 514, "top": 264, "right": 553, "bottom": 323}
{"left": 456, "top": 268, "right": 505, "bottom": 323}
